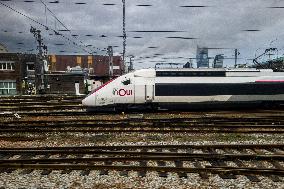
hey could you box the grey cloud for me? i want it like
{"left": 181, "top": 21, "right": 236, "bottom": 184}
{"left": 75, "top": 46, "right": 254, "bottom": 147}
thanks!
{"left": 0, "top": 0, "right": 284, "bottom": 68}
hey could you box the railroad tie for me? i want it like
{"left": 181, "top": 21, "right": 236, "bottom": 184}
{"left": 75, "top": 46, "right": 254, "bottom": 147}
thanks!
{"left": 192, "top": 161, "right": 209, "bottom": 179}
{"left": 138, "top": 149, "right": 147, "bottom": 177}
{"left": 223, "top": 148, "right": 260, "bottom": 182}
{"left": 138, "top": 160, "right": 147, "bottom": 177}
{"left": 169, "top": 148, "right": 187, "bottom": 178}
{"left": 269, "top": 160, "right": 284, "bottom": 181}
{"left": 252, "top": 148, "right": 282, "bottom": 182}
{"left": 40, "top": 155, "right": 52, "bottom": 175}
{"left": 207, "top": 148, "right": 236, "bottom": 179}
{"left": 60, "top": 154, "right": 73, "bottom": 174}
{"left": 0, "top": 154, "right": 14, "bottom": 174}
{"left": 157, "top": 160, "right": 167, "bottom": 177}
{"left": 119, "top": 161, "right": 130, "bottom": 177}
{"left": 99, "top": 160, "right": 112, "bottom": 175}
{"left": 80, "top": 169, "right": 91, "bottom": 176}
{"left": 75, "top": 154, "right": 92, "bottom": 176}
{"left": 233, "top": 159, "right": 260, "bottom": 182}
{"left": 19, "top": 153, "right": 35, "bottom": 175}
{"left": 156, "top": 149, "right": 167, "bottom": 178}
{"left": 187, "top": 147, "right": 209, "bottom": 179}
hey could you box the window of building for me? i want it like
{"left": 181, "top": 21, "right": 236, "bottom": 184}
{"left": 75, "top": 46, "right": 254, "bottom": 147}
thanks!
{"left": 0, "top": 81, "right": 17, "bottom": 95}
{"left": 0, "top": 62, "right": 15, "bottom": 71}
{"left": 26, "top": 62, "right": 35, "bottom": 71}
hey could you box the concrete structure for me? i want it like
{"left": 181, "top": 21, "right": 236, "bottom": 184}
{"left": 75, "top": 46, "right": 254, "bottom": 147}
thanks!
{"left": 196, "top": 47, "right": 209, "bottom": 68}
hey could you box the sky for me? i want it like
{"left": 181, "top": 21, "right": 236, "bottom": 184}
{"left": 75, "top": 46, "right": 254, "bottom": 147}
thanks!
{"left": 0, "top": 0, "right": 284, "bottom": 69}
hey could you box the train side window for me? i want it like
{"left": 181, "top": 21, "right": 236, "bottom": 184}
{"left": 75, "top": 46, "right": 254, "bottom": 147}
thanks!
{"left": 178, "top": 72, "right": 183, "bottom": 76}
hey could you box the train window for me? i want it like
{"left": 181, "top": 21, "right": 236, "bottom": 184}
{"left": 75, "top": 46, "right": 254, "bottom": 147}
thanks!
{"left": 122, "top": 78, "right": 131, "bottom": 85}
{"left": 156, "top": 71, "right": 226, "bottom": 77}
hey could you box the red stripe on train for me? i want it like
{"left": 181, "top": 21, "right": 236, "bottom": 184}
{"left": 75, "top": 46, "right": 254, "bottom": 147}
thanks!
{"left": 255, "top": 80, "right": 284, "bottom": 83}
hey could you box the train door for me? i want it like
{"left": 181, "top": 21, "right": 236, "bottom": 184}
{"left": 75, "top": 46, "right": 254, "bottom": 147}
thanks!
{"left": 134, "top": 77, "right": 145, "bottom": 104}
{"left": 145, "top": 79, "right": 154, "bottom": 102}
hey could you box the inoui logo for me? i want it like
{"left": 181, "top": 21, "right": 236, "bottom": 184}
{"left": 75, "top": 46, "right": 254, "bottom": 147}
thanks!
{"left": 113, "top": 88, "right": 133, "bottom": 96}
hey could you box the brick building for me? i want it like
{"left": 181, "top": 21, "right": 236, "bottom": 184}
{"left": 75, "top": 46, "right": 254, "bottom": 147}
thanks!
{"left": 48, "top": 55, "right": 124, "bottom": 79}
{"left": 0, "top": 53, "right": 36, "bottom": 95}
{"left": 0, "top": 52, "right": 124, "bottom": 95}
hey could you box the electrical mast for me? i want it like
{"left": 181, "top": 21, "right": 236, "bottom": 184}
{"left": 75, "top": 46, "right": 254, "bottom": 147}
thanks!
{"left": 30, "top": 26, "right": 48, "bottom": 94}
{"left": 122, "top": 0, "right": 126, "bottom": 73}
{"left": 107, "top": 46, "right": 114, "bottom": 78}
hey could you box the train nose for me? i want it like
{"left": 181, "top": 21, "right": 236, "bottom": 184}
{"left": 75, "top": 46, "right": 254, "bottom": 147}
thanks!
{"left": 82, "top": 95, "right": 94, "bottom": 107}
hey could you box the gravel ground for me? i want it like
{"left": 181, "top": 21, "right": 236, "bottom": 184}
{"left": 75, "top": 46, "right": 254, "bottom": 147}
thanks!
{"left": 0, "top": 111, "right": 283, "bottom": 188}
{"left": 0, "top": 132, "right": 283, "bottom": 188}
{"left": 0, "top": 132, "right": 283, "bottom": 148}
{"left": 0, "top": 170, "right": 283, "bottom": 189}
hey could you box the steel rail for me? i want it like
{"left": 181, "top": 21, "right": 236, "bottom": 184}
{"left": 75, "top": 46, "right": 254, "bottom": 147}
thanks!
{"left": 0, "top": 164, "right": 282, "bottom": 176}
{"left": 0, "top": 154, "right": 283, "bottom": 164}
{"left": 0, "top": 128, "right": 283, "bottom": 133}
{"left": 0, "top": 144, "right": 283, "bottom": 151}
{"left": 2, "top": 117, "right": 284, "bottom": 124}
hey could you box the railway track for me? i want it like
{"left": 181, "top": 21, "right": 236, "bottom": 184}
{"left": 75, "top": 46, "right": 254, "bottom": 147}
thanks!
{"left": 0, "top": 144, "right": 283, "bottom": 181}
{"left": 0, "top": 123, "right": 283, "bottom": 133}
{"left": 0, "top": 95, "right": 85, "bottom": 112}
{"left": 1, "top": 116, "right": 283, "bottom": 133}
{"left": 1, "top": 110, "right": 284, "bottom": 117}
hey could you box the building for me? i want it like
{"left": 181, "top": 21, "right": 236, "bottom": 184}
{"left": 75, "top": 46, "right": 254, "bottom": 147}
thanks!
{"left": 196, "top": 47, "right": 209, "bottom": 68}
{"left": 0, "top": 52, "right": 124, "bottom": 95}
{"left": 0, "top": 53, "right": 37, "bottom": 95}
{"left": 0, "top": 53, "right": 21, "bottom": 95}
{"left": 48, "top": 55, "right": 124, "bottom": 79}
{"left": 213, "top": 54, "right": 224, "bottom": 68}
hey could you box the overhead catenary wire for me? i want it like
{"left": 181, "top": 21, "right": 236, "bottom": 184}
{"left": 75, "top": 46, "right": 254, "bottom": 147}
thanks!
{"left": 39, "top": 0, "right": 105, "bottom": 53}
{"left": 0, "top": 1, "right": 94, "bottom": 54}
{"left": 40, "top": 0, "right": 92, "bottom": 50}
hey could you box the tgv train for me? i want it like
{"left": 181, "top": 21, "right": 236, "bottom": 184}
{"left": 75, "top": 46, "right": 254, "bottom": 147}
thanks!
{"left": 82, "top": 68, "right": 284, "bottom": 111}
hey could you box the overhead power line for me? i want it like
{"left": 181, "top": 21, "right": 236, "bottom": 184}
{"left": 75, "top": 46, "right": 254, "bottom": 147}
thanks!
{"left": 40, "top": 0, "right": 102, "bottom": 52}
{"left": 0, "top": 1, "right": 94, "bottom": 54}
{"left": 40, "top": 0, "right": 69, "bottom": 32}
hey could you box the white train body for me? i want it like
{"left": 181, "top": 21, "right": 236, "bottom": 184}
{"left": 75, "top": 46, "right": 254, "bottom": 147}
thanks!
{"left": 82, "top": 68, "right": 284, "bottom": 110}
